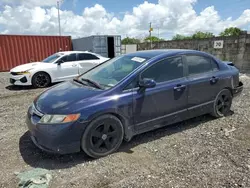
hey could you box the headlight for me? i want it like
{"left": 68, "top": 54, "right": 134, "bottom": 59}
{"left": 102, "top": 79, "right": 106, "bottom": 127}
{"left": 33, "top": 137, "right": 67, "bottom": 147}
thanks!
{"left": 17, "top": 71, "right": 30, "bottom": 74}
{"left": 39, "top": 114, "right": 80, "bottom": 124}
{"left": 17, "top": 69, "right": 33, "bottom": 75}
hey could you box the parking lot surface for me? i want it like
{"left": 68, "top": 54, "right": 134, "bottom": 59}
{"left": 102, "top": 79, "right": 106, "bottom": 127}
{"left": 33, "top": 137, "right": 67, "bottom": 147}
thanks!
{"left": 0, "top": 72, "right": 250, "bottom": 188}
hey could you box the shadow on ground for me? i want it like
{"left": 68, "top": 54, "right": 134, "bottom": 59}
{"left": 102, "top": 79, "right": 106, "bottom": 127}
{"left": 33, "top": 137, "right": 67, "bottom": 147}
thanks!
{"left": 5, "top": 85, "right": 34, "bottom": 90}
{"left": 19, "top": 113, "right": 233, "bottom": 170}
{"left": 19, "top": 132, "right": 93, "bottom": 170}
{"left": 5, "top": 83, "right": 59, "bottom": 91}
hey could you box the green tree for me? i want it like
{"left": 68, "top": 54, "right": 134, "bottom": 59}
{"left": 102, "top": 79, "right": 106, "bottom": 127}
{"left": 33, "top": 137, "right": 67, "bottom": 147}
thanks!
{"left": 172, "top": 34, "right": 192, "bottom": 40}
{"left": 144, "top": 36, "right": 164, "bottom": 42}
{"left": 172, "top": 31, "right": 214, "bottom": 40}
{"left": 192, "top": 31, "right": 214, "bottom": 39}
{"left": 121, "top": 37, "right": 140, "bottom": 44}
{"left": 219, "top": 27, "right": 242, "bottom": 36}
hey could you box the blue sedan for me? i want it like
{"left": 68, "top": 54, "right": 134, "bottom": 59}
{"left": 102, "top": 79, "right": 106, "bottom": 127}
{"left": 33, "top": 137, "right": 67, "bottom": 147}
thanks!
{"left": 26, "top": 49, "right": 243, "bottom": 158}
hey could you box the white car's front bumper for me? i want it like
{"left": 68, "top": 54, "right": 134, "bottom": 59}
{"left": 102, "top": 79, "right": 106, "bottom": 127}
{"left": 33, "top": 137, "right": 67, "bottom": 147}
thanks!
{"left": 9, "top": 73, "right": 32, "bottom": 86}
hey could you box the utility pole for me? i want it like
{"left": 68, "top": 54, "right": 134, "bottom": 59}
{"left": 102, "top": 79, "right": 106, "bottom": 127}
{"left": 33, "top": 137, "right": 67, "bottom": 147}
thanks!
{"left": 149, "top": 22, "right": 152, "bottom": 49}
{"left": 157, "top": 27, "right": 160, "bottom": 48}
{"left": 57, "top": 1, "right": 61, "bottom": 36}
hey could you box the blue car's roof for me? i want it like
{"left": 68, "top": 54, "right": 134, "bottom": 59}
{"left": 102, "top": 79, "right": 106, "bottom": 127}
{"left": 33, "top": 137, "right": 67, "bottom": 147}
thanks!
{"left": 126, "top": 49, "right": 202, "bottom": 59}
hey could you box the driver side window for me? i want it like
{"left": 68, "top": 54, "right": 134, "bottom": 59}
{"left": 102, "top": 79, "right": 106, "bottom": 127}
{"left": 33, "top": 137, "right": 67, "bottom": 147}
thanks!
{"left": 124, "top": 76, "right": 139, "bottom": 90}
{"left": 141, "top": 56, "right": 183, "bottom": 83}
{"left": 59, "top": 54, "right": 77, "bottom": 63}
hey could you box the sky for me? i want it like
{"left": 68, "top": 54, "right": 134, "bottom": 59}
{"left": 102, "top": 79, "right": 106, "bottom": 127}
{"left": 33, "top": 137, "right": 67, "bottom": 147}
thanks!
{"left": 0, "top": 0, "right": 249, "bottom": 39}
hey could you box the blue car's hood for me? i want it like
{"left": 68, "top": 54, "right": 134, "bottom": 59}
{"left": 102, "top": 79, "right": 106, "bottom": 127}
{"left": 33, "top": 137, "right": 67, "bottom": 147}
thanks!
{"left": 35, "top": 81, "right": 103, "bottom": 114}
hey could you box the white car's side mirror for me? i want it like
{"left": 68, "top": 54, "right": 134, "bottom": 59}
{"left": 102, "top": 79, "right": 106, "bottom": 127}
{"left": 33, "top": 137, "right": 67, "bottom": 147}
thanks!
{"left": 57, "top": 60, "right": 64, "bottom": 65}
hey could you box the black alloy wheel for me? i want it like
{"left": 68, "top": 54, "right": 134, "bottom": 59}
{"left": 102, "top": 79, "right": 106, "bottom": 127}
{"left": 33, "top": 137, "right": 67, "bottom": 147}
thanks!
{"left": 212, "top": 89, "right": 232, "bottom": 117}
{"left": 81, "top": 115, "right": 124, "bottom": 158}
{"left": 32, "top": 72, "right": 51, "bottom": 88}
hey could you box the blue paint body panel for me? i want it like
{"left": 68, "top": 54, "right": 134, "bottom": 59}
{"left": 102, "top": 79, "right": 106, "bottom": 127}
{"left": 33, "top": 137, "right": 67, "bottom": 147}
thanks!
{"left": 26, "top": 49, "right": 243, "bottom": 154}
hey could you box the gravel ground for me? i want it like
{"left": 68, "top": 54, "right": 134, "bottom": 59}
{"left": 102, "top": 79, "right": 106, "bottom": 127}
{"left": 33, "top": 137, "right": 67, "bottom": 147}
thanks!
{"left": 0, "top": 72, "right": 250, "bottom": 188}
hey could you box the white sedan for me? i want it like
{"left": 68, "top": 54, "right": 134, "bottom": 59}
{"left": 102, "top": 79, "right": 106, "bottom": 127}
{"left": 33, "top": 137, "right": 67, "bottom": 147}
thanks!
{"left": 9, "top": 51, "right": 109, "bottom": 88}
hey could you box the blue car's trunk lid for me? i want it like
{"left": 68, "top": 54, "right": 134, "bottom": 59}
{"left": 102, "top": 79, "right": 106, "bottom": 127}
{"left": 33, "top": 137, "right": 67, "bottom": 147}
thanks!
{"left": 222, "top": 61, "right": 235, "bottom": 66}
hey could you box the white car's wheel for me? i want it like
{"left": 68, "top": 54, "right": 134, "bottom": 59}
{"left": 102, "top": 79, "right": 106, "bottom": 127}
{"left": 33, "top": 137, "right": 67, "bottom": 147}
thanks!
{"left": 32, "top": 72, "right": 51, "bottom": 88}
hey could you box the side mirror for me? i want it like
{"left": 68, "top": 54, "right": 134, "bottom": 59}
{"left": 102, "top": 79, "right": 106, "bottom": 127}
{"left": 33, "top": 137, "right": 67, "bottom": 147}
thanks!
{"left": 57, "top": 59, "right": 64, "bottom": 65}
{"left": 139, "top": 78, "right": 156, "bottom": 89}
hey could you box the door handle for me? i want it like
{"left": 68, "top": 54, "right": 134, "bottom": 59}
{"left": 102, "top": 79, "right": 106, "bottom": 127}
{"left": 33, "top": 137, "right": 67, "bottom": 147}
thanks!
{"left": 72, "top": 64, "right": 77, "bottom": 67}
{"left": 174, "top": 84, "right": 186, "bottom": 92}
{"left": 210, "top": 76, "right": 219, "bottom": 84}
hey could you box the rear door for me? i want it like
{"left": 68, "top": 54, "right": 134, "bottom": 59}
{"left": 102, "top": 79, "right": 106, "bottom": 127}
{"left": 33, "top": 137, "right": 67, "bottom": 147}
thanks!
{"left": 184, "top": 54, "right": 223, "bottom": 115}
{"left": 77, "top": 53, "right": 101, "bottom": 74}
{"left": 130, "top": 56, "right": 189, "bottom": 132}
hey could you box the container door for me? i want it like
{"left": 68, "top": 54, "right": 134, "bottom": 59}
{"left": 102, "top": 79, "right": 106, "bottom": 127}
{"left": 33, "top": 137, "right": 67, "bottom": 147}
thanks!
{"left": 121, "top": 45, "right": 126, "bottom": 54}
{"left": 115, "top": 36, "right": 121, "bottom": 57}
{"left": 93, "top": 36, "right": 108, "bottom": 58}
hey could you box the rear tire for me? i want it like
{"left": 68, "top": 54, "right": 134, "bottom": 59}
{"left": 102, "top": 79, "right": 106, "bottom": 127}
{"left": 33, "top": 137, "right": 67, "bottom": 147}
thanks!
{"left": 81, "top": 115, "right": 124, "bottom": 158}
{"left": 32, "top": 72, "right": 51, "bottom": 88}
{"left": 211, "top": 89, "right": 232, "bottom": 118}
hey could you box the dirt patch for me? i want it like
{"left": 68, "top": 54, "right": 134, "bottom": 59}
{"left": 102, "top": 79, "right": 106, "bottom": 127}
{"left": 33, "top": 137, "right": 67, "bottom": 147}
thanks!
{"left": 0, "top": 72, "right": 250, "bottom": 188}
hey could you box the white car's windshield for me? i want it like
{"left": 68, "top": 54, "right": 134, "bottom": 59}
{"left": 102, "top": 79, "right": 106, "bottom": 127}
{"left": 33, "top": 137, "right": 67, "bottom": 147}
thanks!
{"left": 78, "top": 55, "right": 149, "bottom": 89}
{"left": 42, "top": 54, "right": 61, "bottom": 63}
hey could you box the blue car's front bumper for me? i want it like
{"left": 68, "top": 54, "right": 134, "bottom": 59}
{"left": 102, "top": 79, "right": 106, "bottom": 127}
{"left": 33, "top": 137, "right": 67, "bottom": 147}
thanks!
{"left": 26, "top": 105, "right": 85, "bottom": 154}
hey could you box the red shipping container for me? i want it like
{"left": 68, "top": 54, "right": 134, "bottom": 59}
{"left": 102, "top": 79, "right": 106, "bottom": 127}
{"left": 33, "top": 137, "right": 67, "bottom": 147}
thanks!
{"left": 0, "top": 34, "right": 72, "bottom": 71}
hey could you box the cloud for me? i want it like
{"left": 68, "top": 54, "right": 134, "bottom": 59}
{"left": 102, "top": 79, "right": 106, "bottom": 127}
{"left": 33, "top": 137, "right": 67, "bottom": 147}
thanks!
{"left": 0, "top": 0, "right": 249, "bottom": 39}
{"left": 1, "top": 0, "right": 57, "bottom": 7}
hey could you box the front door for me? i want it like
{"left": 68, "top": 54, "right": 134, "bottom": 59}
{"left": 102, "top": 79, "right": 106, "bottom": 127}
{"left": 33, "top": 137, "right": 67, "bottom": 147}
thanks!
{"left": 53, "top": 53, "right": 79, "bottom": 81}
{"left": 131, "top": 56, "right": 189, "bottom": 133}
{"left": 184, "top": 54, "right": 223, "bottom": 115}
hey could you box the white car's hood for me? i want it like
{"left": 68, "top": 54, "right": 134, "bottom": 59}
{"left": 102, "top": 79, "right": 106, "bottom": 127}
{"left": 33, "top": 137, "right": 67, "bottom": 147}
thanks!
{"left": 10, "top": 62, "right": 42, "bottom": 72}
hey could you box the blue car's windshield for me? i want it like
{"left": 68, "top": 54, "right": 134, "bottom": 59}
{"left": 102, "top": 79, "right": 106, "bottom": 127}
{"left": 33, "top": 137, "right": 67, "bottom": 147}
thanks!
{"left": 42, "top": 53, "right": 61, "bottom": 63}
{"left": 78, "top": 55, "right": 149, "bottom": 89}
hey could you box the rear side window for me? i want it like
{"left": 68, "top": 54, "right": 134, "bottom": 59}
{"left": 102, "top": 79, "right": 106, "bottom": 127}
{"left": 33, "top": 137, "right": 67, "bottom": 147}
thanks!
{"left": 61, "top": 54, "right": 77, "bottom": 62}
{"left": 141, "top": 56, "right": 184, "bottom": 83}
{"left": 186, "top": 55, "right": 218, "bottom": 75}
{"left": 78, "top": 53, "right": 99, "bottom": 60}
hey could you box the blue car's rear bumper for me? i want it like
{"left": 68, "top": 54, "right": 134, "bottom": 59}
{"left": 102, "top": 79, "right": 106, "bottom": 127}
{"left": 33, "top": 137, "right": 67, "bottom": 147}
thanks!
{"left": 233, "top": 81, "right": 243, "bottom": 97}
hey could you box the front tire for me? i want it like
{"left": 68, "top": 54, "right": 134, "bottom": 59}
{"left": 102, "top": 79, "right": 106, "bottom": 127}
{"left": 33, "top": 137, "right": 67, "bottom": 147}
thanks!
{"left": 81, "top": 115, "right": 124, "bottom": 158}
{"left": 32, "top": 72, "right": 51, "bottom": 88}
{"left": 211, "top": 89, "right": 232, "bottom": 118}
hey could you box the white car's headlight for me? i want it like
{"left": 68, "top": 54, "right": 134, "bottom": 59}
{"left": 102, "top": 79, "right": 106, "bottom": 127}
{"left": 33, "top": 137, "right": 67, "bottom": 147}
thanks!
{"left": 39, "top": 114, "right": 80, "bottom": 124}
{"left": 16, "top": 68, "right": 33, "bottom": 75}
